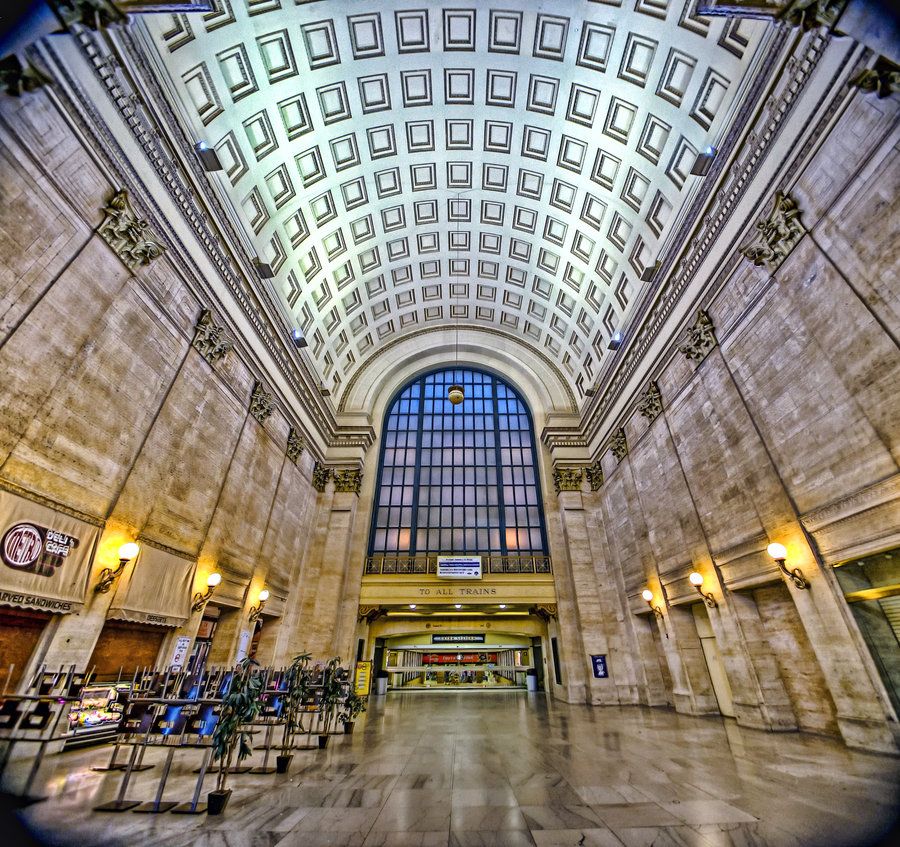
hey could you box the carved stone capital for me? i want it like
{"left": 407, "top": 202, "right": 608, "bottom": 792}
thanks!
{"left": 739, "top": 192, "right": 805, "bottom": 270}
{"left": 638, "top": 382, "right": 662, "bottom": 421}
{"left": 192, "top": 308, "right": 233, "bottom": 365}
{"left": 610, "top": 428, "right": 628, "bottom": 462}
{"left": 286, "top": 427, "right": 305, "bottom": 464}
{"left": 249, "top": 381, "right": 274, "bottom": 424}
{"left": 777, "top": 0, "right": 848, "bottom": 31}
{"left": 553, "top": 467, "right": 583, "bottom": 494}
{"left": 679, "top": 310, "right": 718, "bottom": 364}
{"left": 333, "top": 468, "right": 362, "bottom": 495}
{"left": 849, "top": 59, "right": 900, "bottom": 99}
{"left": 585, "top": 462, "right": 604, "bottom": 491}
{"left": 98, "top": 190, "right": 165, "bottom": 272}
{"left": 312, "top": 462, "right": 331, "bottom": 492}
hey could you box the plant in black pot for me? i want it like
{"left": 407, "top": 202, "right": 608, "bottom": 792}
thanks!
{"left": 317, "top": 657, "right": 343, "bottom": 749}
{"left": 276, "top": 652, "right": 311, "bottom": 774}
{"left": 208, "top": 657, "right": 264, "bottom": 815}
{"left": 339, "top": 690, "right": 367, "bottom": 734}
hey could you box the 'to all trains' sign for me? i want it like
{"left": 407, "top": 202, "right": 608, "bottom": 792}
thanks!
{"left": 1, "top": 522, "right": 80, "bottom": 577}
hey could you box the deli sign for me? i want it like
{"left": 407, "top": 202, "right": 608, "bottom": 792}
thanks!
{"left": 2, "top": 522, "right": 80, "bottom": 577}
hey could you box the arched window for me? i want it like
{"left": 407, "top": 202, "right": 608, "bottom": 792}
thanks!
{"left": 368, "top": 368, "right": 548, "bottom": 557}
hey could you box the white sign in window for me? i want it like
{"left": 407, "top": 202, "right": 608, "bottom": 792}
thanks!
{"left": 437, "top": 556, "right": 482, "bottom": 579}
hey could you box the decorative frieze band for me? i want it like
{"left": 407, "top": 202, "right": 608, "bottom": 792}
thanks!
{"left": 191, "top": 308, "right": 233, "bottom": 365}
{"left": 98, "top": 189, "right": 165, "bottom": 272}
{"left": 679, "top": 310, "right": 718, "bottom": 364}
{"left": 553, "top": 467, "right": 583, "bottom": 494}
{"left": 249, "top": 381, "right": 274, "bottom": 424}
{"left": 739, "top": 192, "right": 805, "bottom": 270}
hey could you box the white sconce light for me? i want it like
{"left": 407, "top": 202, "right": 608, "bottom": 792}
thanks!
{"left": 96, "top": 542, "right": 140, "bottom": 594}
{"left": 248, "top": 588, "right": 270, "bottom": 623}
{"left": 689, "top": 571, "right": 717, "bottom": 608}
{"left": 767, "top": 542, "right": 808, "bottom": 590}
{"left": 192, "top": 572, "right": 221, "bottom": 612}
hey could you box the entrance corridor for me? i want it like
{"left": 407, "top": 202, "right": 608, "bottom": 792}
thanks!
{"left": 7, "top": 692, "right": 899, "bottom": 847}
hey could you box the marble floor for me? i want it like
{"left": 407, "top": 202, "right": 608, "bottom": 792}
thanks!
{"left": 3, "top": 691, "right": 899, "bottom": 847}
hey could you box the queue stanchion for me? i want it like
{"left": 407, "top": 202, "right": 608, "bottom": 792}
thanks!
{"left": 171, "top": 699, "right": 217, "bottom": 815}
{"left": 133, "top": 702, "right": 189, "bottom": 814}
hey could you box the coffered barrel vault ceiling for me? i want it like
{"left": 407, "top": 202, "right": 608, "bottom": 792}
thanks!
{"left": 141, "top": 1, "right": 764, "bottom": 404}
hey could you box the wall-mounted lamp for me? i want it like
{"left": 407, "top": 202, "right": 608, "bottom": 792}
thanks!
{"left": 639, "top": 261, "right": 660, "bottom": 282}
{"left": 688, "top": 572, "right": 717, "bottom": 608}
{"left": 95, "top": 542, "right": 140, "bottom": 594}
{"left": 641, "top": 589, "right": 664, "bottom": 619}
{"left": 192, "top": 572, "right": 222, "bottom": 612}
{"left": 690, "top": 145, "right": 717, "bottom": 176}
{"left": 252, "top": 258, "right": 275, "bottom": 279}
{"left": 767, "top": 542, "right": 808, "bottom": 590}
{"left": 248, "top": 588, "right": 270, "bottom": 623}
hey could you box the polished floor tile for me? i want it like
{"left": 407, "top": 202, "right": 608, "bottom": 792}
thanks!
{"left": 3, "top": 691, "right": 898, "bottom": 847}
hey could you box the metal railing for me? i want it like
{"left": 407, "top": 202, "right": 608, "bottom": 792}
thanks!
{"left": 364, "top": 554, "right": 552, "bottom": 576}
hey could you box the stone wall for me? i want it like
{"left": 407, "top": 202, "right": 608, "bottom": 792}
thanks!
{"left": 0, "top": 87, "right": 331, "bottom": 680}
{"left": 566, "top": 76, "right": 900, "bottom": 753}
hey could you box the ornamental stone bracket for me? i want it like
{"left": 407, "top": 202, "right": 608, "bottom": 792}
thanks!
{"left": 637, "top": 382, "right": 663, "bottom": 422}
{"left": 849, "top": 59, "right": 900, "bottom": 99}
{"left": 249, "top": 381, "right": 274, "bottom": 424}
{"left": 97, "top": 190, "right": 165, "bottom": 272}
{"left": 553, "top": 466, "right": 584, "bottom": 494}
{"left": 739, "top": 192, "right": 805, "bottom": 270}
{"left": 312, "top": 462, "right": 331, "bottom": 492}
{"left": 286, "top": 427, "right": 306, "bottom": 464}
{"left": 333, "top": 468, "right": 363, "bottom": 495}
{"left": 585, "top": 461, "right": 604, "bottom": 491}
{"left": 191, "top": 308, "right": 233, "bottom": 365}
{"left": 610, "top": 428, "right": 628, "bottom": 462}
{"left": 531, "top": 604, "right": 558, "bottom": 621}
{"left": 679, "top": 310, "right": 718, "bottom": 364}
{"left": 358, "top": 605, "right": 387, "bottom": 623}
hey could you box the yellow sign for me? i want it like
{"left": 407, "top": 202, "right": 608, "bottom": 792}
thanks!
{"left": 354, "top": 660, "right": 372, "bottom": 696}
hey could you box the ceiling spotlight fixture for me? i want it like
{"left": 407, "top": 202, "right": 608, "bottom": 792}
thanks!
{"left": 607, "top": 330, "right": 623, "bottom": 351}
{"left": 690, "top": 145, "right": 717, "bottom": 176}
{"left": 499, "top": 604, "right": 507, "bottom": 609}
{"left": 409, "top": 603, "right": 417, "bottom": 609}
{"left": 585, "top": 387, "right": 597, "bottom": 397}
{"left": 318, "top": 382, "right": 331, "bottom": 397}
{"left": 639, "top": 262, "right": 660, "bottom": 282}
{"left": 290, "top": 328, "right": 308, "bottom": 349}
{"left": 252, "top": 258, "right": 275, "bottom": 279}
{"left": 194, "top": 140, "right": 223, "bottom": 172}
{"left": 454, "top": 603, "right": 462, "bottom": 609}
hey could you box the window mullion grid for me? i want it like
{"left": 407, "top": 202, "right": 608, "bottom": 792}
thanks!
{"left": 409, "top": 377, "right": 426, "bottom": 558}
{"left": 490, "top": 374, "right": 509, "bottom": 560}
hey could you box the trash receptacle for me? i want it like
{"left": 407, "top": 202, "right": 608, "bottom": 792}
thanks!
{"left": 526, "top": 670, "right": 538, "bottom": 692}
{"left": 375, "top": 673, "right": 388, "bottom": 695}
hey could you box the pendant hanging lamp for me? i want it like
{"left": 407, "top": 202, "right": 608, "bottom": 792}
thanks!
{"left": 448, "top": 190, "right": 465, "bottom": 406}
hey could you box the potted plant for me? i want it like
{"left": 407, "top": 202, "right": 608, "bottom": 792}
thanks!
{"left": 208, "top": 657, "right": 264, "bottom": 815}
{"left": 339, "top": 690, "right": 367, "bottom": 734}
{"left": 317, "top": 657, "right": 343, "bottom": 749}
{"left": 276, "top": 652, "right": 311, "bottom": 774}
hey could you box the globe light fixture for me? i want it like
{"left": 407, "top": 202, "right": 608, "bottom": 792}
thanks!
{"left": 688, "top": 571, "right": 717, "bottom": 608}
{"left": 767, "top": 542, "right": 808, "bottom": 590}
{"left": 96, "top": 541, "right": 140, "bottom": 594}
{"left": 192, "top": 571, "right": 222, "bottom": 612}
{"left": 448, "top": 384, "right": 464, "bottom": 405}
{"left": 641, "top": 588, "right": 663, "bottom": 619}
{"left": 248, "top": 588, "right": 270, "bottom": 622}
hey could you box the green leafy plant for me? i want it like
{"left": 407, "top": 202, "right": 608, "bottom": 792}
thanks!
{"left": 280, "top": 652, "right": 312, "bottom": 756}
{"left": 339, "top": 690, "right": 367, "bottom": 725}
{"left": 319, "top": 657, "right": 344, "bottom": 737}
{"left": 211, "top": 657, "right": 264, "bottom": 794}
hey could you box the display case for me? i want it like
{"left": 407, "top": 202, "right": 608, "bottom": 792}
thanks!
{"left": 65, "top": 682, "right": 131, "bottom": 747}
